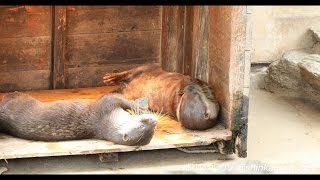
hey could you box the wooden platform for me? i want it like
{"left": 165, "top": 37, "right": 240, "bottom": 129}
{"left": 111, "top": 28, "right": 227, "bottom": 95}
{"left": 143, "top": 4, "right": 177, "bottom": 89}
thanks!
{"left": 0, "top": 86, "right": 232, "bottom": 160}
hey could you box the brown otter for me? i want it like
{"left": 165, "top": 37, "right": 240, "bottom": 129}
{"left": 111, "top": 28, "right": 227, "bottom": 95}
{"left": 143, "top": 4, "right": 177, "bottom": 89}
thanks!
{"left": 0, "top": 92, "right": 157, "bottom": 146}
{"left": 103, "top": 64, "right": 219, "bottom": 130}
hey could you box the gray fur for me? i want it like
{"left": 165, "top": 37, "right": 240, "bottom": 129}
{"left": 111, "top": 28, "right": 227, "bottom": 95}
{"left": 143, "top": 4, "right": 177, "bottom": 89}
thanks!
{"left": 0, "top": 92, "right": 157, "bottom": 146}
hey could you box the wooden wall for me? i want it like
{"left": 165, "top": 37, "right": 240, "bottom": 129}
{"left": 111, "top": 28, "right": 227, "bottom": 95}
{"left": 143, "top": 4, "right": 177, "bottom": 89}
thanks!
{"left": 63, "top": 6, "right": 162, "bottom": 88}
{"left": 0, "top": 6, "right": 162, "bottom": 91}
{"left": 0, "top": 6, "right": 52, "bottom": 92}
{"left": 161, "top": 6, "right": 248, "bottom": 157}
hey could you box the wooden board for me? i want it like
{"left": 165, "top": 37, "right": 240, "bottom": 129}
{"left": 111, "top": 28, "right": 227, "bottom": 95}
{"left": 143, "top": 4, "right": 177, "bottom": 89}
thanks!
{"left": 0, "top": 6, "right": 51, "bottom": 38}
{"left": 0, "top": 70, "right": 51, "bottom": 93}
{"left": 0, "top": 86, "right": 232, "bottom": 160}
{"left": 65, "top": 31, "right": 161, "bottom": 68}
{"left": 0, "top": 6, "right": 52, "bottom": 92}
{"left": 0, "top": 36, "right": 51, "bottom": 73}
{"left": 66, "top": 6, "right": 161, "bottom": 35}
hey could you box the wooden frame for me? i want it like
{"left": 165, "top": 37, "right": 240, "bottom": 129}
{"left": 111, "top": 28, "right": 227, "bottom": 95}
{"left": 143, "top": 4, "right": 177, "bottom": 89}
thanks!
{"left": 0, "top": 6, "right": 249, "bottom": 159}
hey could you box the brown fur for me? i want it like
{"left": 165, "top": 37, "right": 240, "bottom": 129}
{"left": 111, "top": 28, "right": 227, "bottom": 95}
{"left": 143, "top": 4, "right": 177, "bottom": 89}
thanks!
{"left": 103, "top": 64, "right": 220, "bottom": 130}
{"left": 0, "top": 92, "right": 157, "bottom": 146}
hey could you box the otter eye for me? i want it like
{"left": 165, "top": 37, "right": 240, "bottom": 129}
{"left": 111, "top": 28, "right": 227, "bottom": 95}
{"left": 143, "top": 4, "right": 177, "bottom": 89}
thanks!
{"left": 178, "top": 90, "right": 184, "bottom": 96}
{"left": 139, "top": 125, "right": 144, "bottom": 129}
{"left": 204, "top": 112, "right": 209, "bottom": 119}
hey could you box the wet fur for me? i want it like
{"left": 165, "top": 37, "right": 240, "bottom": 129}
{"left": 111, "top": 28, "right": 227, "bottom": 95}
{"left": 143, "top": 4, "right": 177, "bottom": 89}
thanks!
{"left": 103, "top": 64, "right": 220, "bottom": 130}
{"left": 0, "top": 92, "right": 157, "bottom": 146}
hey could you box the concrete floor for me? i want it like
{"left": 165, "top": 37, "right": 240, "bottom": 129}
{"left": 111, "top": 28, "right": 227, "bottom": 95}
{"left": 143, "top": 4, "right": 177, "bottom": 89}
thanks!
{"left": 1, "top": 89, "right": 320, "bottom": 174}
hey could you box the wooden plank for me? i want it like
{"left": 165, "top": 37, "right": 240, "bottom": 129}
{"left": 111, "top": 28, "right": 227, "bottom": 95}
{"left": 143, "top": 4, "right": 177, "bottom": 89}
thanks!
{"left": 0, "top": 86, "right": 117, "bottom": 102}
{"left": 208, "top": 7, "right": 232, "bottom": 128}
{"left": 0, "top": 36, "right": 51, "bottom": 72}
{"left": 194, "top": 6, "right": 210, "bottom": 82}
{"left": 0, "top": 122, "right": 231, "bottom": 160}
{"left": 65, "top": 31, "right": 161, "bottom": 67}
{"left": 66, "top": 63, "right": 160, "bottom": 89}
{"left": 183, "top": 6, "right": 197, "bottom": 77}
{"left": 0, "top": 6, "right": 51, "bottom": 38}
{"left": 66, "top": 6, "right": 161, "bottom": 34}
{"left": 0, "top": 70, "right": 51, "bottom": 92}
{"left": 161, "top": 6, "right": 186, "bottom": 73}
{"left": 53, "top": 6, "right": 67, "bottom": 89}
{"left": 0, "top": 86, "right": 232, "bottom": 160}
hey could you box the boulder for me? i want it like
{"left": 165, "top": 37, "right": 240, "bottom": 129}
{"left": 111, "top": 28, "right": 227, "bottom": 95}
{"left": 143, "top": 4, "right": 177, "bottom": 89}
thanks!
{"left": 298, "top": 54, "right": 320, "bottom": 91}
{"left": 265, "top": 49, "right": 320, "bottom": 105}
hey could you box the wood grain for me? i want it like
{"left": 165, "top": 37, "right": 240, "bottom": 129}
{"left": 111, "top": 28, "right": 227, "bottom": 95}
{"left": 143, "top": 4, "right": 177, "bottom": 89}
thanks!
{"left": 0, "top": 36, "right": 51, "bottom": 72}
{"left": 161, "top": 6, "right": 186, "bottom": 73}
{"left": 65, "top": 31, "right": 161, "bottom": 68}
{"left": 53, "top": 6, "right": 67, "bottom": 89}
{"left": 0, "top": 70, "right": 51, "bottom": 92}
{"left": 0, "top": 6, "right": 51, "bottom": 38}
{"left": 66, "top": 6, "right": 161, "bottom": 34}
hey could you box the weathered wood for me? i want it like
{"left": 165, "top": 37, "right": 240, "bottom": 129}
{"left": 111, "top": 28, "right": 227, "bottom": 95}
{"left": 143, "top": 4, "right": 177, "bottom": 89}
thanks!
{"left": 0, "top": 86, "right": 118, "bottom": 102}
{"left": 53, "top": 6, "right": 67, "bottom": 89}
{"left": 0, "top": 6, "right": 51, "bottom": 38}
{"left": 0, "top": 6, "right": 52, "bottom": 92}
{"left": 183, "top": 6, "right": 210, "bottom": 81}
{"left": 194, "top": 6, "right": 210, "bottom": 82}
{"left": 0, "top": 86, "right": 232, "bottom": 160}
{"left": 183, "top": 6, "right": 196, "bottom": 77}
{"left": 66, "top": 6, "right": 161, "bottom": 35}
{"left": 208, "top": 7, "right": 232, "bottom": 127}
{"left": 161, "top": 6, "right": 186, "bottom": 73}
{"left": 65, "top": 31, "right": 161, "bottom": 68}
{"left": 0, "top": 36, "right": 51, "bottom": 72}
{"left": 66, "top": 63, "right": 160, "bottom": 88}
{"left": 0, "top": 70, "right": 51, "bottom": 92}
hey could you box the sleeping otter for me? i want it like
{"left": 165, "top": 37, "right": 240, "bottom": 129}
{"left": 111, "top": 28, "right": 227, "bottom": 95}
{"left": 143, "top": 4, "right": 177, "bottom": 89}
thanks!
{"left": 0, "top": 92, "right": 157, "bottom": 146}
{"left": 103, "top": 64, "right": 219, "bottom": 130}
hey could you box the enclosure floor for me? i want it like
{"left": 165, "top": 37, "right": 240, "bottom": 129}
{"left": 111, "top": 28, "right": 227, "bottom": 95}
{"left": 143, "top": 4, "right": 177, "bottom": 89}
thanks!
{"left": 0, "top": 86, "right": 231, "bottom": 160}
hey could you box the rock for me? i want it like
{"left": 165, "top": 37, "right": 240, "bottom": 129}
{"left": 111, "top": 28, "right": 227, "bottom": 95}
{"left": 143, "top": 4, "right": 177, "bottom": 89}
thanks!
{"left": 265, "top": 49, "right": 320, "bottom": 105}
{"left": 310, "top": 27, "right": 320, "bottom": 42}
{"left": 311, "top": 42, "right": 320, "bottom": 54}
{"left": 298, "top": 54, "right": 320, "bottom": 91}
{"left": 265, "top": 49, "right": 311, "bottom": 92}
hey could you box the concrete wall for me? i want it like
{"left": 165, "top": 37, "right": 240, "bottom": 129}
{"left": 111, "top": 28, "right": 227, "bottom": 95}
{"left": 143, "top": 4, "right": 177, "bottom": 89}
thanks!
{"left": 251, "top": 6, "right": 320, "bottom": 63}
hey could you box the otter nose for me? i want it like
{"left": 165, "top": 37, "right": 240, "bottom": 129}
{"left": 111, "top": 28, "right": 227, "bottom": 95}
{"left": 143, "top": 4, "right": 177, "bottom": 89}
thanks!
{"left": 204, "top": 112, "right": 210, "bottom": 120}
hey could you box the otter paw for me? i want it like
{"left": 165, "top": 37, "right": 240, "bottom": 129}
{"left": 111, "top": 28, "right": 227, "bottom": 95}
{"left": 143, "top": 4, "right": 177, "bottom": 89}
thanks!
{"left": 139, "top": 114, "right": 158, "bottom": 126}
{"left": 103, "top": 73, "right": 120, "bottom": 84}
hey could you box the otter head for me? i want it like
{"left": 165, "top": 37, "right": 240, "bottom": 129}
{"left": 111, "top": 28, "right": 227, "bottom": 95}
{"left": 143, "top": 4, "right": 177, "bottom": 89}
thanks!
{"left": 104, "top": 111, "right": 158, "bottom": 146}
{"left": 177, "top": 79, "right": 220, "bottom": 130}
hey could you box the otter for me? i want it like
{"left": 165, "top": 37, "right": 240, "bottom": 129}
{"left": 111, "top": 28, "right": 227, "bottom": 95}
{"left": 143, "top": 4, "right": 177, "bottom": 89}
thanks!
{"left": 103, "top": 64, "right": 219, "bottom": 130}
{"left": 0, "top": 92, "right": 157, "bottom": 146}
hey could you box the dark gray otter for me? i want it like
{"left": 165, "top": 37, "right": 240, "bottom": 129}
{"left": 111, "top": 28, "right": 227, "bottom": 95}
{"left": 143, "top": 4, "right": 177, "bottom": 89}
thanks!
{"left": 103, "top": 64, "right": 220, "bottom": 130}
{"left": 0, "top": 92, "right": 157, "bottom": 146}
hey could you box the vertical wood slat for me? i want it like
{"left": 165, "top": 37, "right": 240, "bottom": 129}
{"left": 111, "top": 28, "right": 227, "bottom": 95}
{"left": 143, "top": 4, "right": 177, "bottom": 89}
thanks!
{"left": 161, "top": 6, "right": 186, "bottom": 73}
{"left": 183, "top": 6, "right": 196, "bottom": 77}
{"left": 194, "top": 6, "right": 210, "bottom": 82}
{"left": 53, "top": 6, "right": 67, "bottom": 89}
{"left": 171, "top": 6, "right": 210, "bottom": 81}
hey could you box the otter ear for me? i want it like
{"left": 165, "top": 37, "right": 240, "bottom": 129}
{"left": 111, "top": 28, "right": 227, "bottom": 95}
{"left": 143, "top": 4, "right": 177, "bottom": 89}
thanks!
{"left": 122, "top": 133, "right": 129, "bottom": 142}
